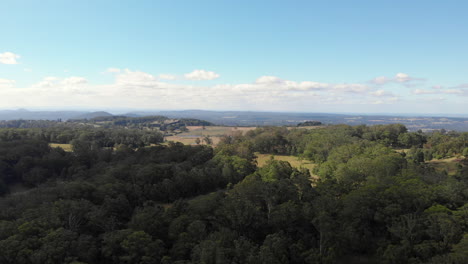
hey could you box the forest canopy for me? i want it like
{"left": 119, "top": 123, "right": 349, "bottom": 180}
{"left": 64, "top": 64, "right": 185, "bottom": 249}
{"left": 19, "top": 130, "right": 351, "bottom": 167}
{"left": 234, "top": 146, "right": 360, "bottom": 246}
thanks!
{"left": 0, "top": 123, "right": 467, "bottom": 264}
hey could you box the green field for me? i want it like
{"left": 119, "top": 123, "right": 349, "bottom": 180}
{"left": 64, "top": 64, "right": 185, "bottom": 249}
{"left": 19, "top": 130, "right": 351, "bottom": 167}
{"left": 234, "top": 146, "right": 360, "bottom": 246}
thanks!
{"left": 48, "top": 126, "right": 255, "bottom": 150}
{"left": 165, "top": 126, "right": 257, "bottom": 146}
{"left": 426, "top": 156, "right": 464, "bottom": 176}
{"left": 256, "top": 153, "right": 317, "bottom": 178}
{"left": 49, "top": 143, "right": 73, "bottom": 152}
{"left": 395, "top": 148, "right": 410, "bottom": 154}
{"left": 165, "top": 125, "right": 324, "bottom": 146}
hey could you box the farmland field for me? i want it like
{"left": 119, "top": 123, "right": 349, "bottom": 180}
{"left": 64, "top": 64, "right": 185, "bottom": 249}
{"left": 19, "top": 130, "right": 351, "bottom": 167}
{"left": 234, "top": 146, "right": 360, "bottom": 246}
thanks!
{"left": 256, "top": 153, "right": 317, "bottom": 178}
{"left": 165, "top": 126, "right": 257, "bottom": 146}
{"left": 426, "top": 156, "right": 465, "bottom": 176}
{"left": 165, "top": 125, "right": 324, "bottom": 146}
{"left": 49, "top": 143, "right": 73, "bottom": 152}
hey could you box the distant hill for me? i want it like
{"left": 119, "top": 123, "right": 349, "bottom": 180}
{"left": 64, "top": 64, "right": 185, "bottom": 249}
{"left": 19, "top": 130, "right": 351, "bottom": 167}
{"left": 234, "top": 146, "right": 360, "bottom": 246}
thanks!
{"left": 0, "top": 109, "right": 89, "bottom": 121}
{"left": 126, "top": 110, "right": 468, "bottom": 131}
{"left": 2, "top": 109, "right": 468, "bottom": 131}
{"left": 72, "top": 111, "right": 113, "bottom": 120}
{"left": 0, "top": 110, "right": 118, "bottom": 121}
{"left": 127, "top": 110, "right": 351, "bottom": 126}
{"left": 68, "top": 115, "right": 214, "bottom": 131}
{"left": 297, "top": 121, "right": 322, "bottom": 127}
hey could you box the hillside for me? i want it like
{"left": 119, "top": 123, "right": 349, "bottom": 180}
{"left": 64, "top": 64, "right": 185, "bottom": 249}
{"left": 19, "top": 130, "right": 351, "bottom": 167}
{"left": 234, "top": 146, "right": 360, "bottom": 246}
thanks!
{"left": 3, "top": 109, "right": 468, "bottom": 131}
{"left": 0, "top": 109, "right": 89, "bottom": 121}
{"left": 128, "top": 110, "right": 468, "bottom": 131}
{"left": 73, "top": 111, "right": 113, "bottom": 120}
{"left": 69, "top": 115, "right": 214, "bottom": 133}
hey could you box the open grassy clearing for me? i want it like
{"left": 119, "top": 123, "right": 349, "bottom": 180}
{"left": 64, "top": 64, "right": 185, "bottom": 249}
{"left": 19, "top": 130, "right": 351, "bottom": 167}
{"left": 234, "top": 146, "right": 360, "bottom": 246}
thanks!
{"left": 165, "top": 125, "right": 324, "bottom": 146}
{"left": 256, "top": 153, "right": 317, "bottom": 179}
{"left": 185, "top": 126, "right": 257, "bottom": 136}
{"left": 426, "top": 156, "right": 465, "bottom": 176}
{"left": 395, "top": 148, "right": 410, "bottom": 154}
{"left": 49, "top": 143, "right": 73, "bottom": 152}
{"left": 165, "top": 126, "right": 257, "bottom": 146}
{"left": 47, "top": 126, "right": 324, "bottom": 151}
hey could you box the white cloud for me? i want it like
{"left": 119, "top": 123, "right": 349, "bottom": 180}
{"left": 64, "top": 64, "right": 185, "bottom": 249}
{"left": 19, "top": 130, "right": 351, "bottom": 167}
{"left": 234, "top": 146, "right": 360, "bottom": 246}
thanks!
{"left": 158, "top": 74, "right": 177, "bottom": 80}
{"left": 371, "top": 76, "right": 390, "bottom": 85}
{"left": 299, "top": 81, "right": 330, "bottom": 90}
{"left": 333, "top": 83, "right": 370, "bottom": 93}
{"left": 184, "top": 69, "right": 220, "bottom": 80}
{"left": 105, "top": 68, "right": 121, "bottom": 73}
{"left": 413, "top": 89, "right": 436, "bottom": 95}
{"left": 443, "top": 89, "right": 464, "bottom": 94}
{"left": 395, "top": 73, "right": 411, "bottom": 83}
{"left": 32, "top": 77, "right": 60, "bottom": 89}
{"left": 116, "top": 69, "right": 158, "bottom": 87}
{"left": 44, "top": 77, "right": 59, "bottom": 81}
{"left": 3, "top": 68, "right": 468, "bottom": 113}
{"left": 422, "top": 96, "right": 447, "bottom": 102}
{"left": 370, "top": 90, "right": 386, "bottom": 96}
{"left": 0, "top": 52, "right": 20, "bottom": 64}
{"left": 370, "top": 73, "right": 422, "bottom": 86}
{"left": 370, "top": 89, "right": 395, "bottom": 97}
{"left": 368, "top": 96, "right": 400, "bottom": 104}
{"left": 252, "top": 76, "right": 330, "bottom": 91}
{"left": 255, "top": 76, "right": 282, "bottom": 84}
{"left": 0, "top": 71, "right": 410, "bottom": 110}
{"left": 455, "top": 83, "right": 468, "bottom": 89}
{"left": 0, "top": 78, "right": 16, "bottom": 88}
{"left": 413, "top": 88, "right": 467, "bottom": 96}
{"left": 62, "top": 77, "right": 88, "bottom": 85}
{"left": 29, "top": 76, "right": 91, "bottom": 95}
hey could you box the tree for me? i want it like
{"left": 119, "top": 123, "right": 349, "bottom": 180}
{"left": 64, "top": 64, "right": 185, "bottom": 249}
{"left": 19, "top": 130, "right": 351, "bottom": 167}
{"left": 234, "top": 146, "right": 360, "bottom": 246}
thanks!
{"left": 203, "top": 135, "right": 213, "bottom": 145}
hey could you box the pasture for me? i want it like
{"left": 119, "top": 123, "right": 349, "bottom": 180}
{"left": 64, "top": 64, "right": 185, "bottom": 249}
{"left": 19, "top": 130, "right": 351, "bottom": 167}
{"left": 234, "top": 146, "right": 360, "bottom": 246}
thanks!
{"left": 49, "top": 143, "right": 73, "bottom": 152}
{"left": 256, "top": 153, "right": 317, "bottom": 179}
{"left": 164, "top": 125, "right": 323, "bottom": 146}
{"left": 165, "top": 126, "right": 257, "bottom": 146}
{"left": 426, "top": 156, "right": 464, "bottom": 176}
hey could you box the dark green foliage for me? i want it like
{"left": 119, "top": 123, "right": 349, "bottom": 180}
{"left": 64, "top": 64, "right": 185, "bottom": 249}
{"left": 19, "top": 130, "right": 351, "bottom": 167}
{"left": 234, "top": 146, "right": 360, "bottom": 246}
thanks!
{"left": 0, "top": 124, "right": 467, "bottom": 263}
{"left": 297, "top": 121, "right": 322, "bottom": 127}
{"left": 72, "top": 115, "right": 214, "bottom": 132}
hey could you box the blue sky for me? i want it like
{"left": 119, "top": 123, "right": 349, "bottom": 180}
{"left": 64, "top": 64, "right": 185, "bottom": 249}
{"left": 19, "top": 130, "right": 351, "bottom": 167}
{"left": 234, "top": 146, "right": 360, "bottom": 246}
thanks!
{"left": 1, "top": 0, "right": 468, "bottom": 114}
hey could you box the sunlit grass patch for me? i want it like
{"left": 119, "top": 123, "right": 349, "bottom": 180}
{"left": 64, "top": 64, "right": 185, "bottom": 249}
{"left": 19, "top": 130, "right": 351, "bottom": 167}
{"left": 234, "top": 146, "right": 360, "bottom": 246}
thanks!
{"left": 256, "top": 153, "right": 317, "bottom": 179}
{"left": 426, "top": 156, "right": 463, "bottom": 176}
{"left": 165, "top": 126, "right": 256, "bottom": 146}
{"left": 49, "top": 143, "right": 73, "bottom": 152}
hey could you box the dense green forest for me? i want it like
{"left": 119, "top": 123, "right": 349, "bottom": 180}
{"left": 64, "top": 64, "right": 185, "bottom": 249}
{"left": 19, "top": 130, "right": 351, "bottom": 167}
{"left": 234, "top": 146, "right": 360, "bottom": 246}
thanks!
{"left": 0, "top": 116, "right": 214, "bottom": 135}
{"left": 0, "top": 124, "right": 467, "bottom": 263}
{"left": 70, "top": 116, "right": 214, "bottom": 132}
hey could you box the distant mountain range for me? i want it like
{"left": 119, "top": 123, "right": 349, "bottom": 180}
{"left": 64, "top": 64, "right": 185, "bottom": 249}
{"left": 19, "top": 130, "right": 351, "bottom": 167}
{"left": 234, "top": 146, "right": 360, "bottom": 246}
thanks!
{"left": 72, "top": 111, "right": 114, "bottom": 120}
{"left": 0, "top": 109, "right": 113, "bottom": 121}
{"left": 2, "top": 109, "right": 468, "bottom": 131}
{"left": 128, "top": 110, "right": 468, "bottom": 131}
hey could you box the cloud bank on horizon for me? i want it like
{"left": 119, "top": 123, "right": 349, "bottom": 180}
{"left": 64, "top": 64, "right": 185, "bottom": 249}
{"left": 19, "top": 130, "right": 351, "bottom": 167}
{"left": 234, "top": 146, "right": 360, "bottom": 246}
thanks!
{"left": 1, "top": 56, "right": 468, "bottom": 113}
